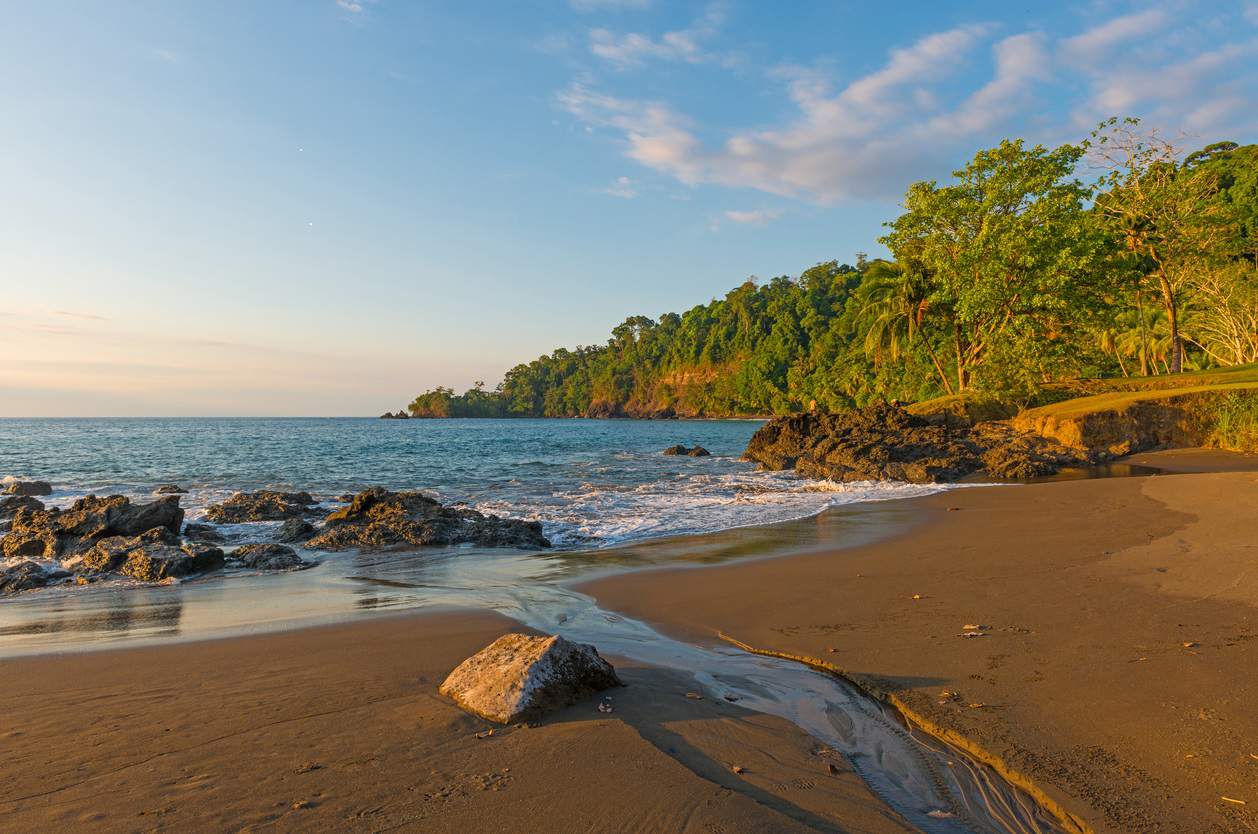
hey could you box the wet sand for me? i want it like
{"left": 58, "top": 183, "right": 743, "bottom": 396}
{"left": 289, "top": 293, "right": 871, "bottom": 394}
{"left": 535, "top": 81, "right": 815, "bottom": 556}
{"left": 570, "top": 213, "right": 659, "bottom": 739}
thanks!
{"left": 584, "top": 467, "right": 1258, "bottom": 834}
{"left": 0, "top": 610, "right": 913, "bottom": 833}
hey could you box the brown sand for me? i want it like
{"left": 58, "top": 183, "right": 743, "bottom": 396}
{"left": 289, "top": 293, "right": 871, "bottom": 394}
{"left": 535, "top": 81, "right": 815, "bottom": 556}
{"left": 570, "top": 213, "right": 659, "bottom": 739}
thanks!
{"left": 584, "top": 470, "right": 1258, "bottom": 834}
{"left": 0, "top": 610, "right": 913, "bottom": 833}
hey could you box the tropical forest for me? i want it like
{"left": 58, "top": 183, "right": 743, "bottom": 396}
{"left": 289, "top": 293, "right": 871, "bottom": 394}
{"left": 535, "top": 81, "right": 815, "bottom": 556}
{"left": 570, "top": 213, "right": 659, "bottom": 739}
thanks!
{"left": 407, "top": 119, "right": 1258, "bottom": 419}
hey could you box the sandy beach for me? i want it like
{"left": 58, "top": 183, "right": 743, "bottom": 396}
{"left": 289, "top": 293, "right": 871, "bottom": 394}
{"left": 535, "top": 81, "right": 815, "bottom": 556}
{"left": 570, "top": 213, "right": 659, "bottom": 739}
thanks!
{"left": 584, "top": 462, "right": 1258, "bottom": 833}
{"left": 0, "top": 610, "right": 913, "bottom": 833}
{"left": 2, "top": 457, "right": 1257, "bottom": 833}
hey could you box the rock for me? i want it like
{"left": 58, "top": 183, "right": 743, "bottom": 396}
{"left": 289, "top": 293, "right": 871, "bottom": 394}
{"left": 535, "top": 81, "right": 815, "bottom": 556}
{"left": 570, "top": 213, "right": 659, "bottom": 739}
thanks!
{"left": 204, "top": 490, "right": 318, "bottom": 523}
{"left": 0, "top": 561, "right": 69, "bottom": 595}
{"left": 663, "top": 445, "right": 711, "bottom": 457}
{"left": 379, "top": 410, "right": 410, "bottom": 419}
{"left": 231, "top": 543, "right": 307, "bottom": 570}
{"left": 183, "top": 522, "right": 225, "bottom": 543}
{"left": 78, "top": 530, "right": 223, "bottom": 581}
{"left": 275, "top": 518, "right": 316, "bottom": 543}
{"left": 154, "top": 484, "right": 187, "bottom": 495}
{"left": 744, "top": 403, "right": 1091, "bottom": 484}
{"left": 4, "top": 480, "right": 52, "bottom": 497}
{"left": 0, "top": 496, "right": 44, "bottom": 532}
{"left": 0, "top": 495, "right": 184, "bottom": 560}
{"left": 306, "top": 487, "right": 550, "bottom": 551}
{"left": 439, "top": 633, "right": 622, "bottom": 724}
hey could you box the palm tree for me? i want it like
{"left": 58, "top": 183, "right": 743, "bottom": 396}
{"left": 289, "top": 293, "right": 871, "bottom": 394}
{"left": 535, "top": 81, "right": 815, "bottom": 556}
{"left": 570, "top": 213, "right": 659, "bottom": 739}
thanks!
{"left": 853, "top": 260, "right": 954, "bottom": 394}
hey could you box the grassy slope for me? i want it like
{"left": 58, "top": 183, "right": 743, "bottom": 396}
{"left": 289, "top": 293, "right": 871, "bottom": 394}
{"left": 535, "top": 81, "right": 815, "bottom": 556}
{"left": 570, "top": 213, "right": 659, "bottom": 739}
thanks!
{"left": 910, "top": 365, "right": 1258, "bottom": 453}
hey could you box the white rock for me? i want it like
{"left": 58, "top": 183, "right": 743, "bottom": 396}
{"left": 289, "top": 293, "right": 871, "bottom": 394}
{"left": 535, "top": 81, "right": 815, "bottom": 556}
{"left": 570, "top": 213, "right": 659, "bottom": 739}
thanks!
{"left": 439, "top": 633, "right": 622, "bottom": 724}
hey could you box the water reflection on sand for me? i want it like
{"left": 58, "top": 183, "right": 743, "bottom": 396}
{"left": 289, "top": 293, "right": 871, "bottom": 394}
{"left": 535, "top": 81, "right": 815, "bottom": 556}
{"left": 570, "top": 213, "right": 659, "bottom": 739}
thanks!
{"left": 0, "top": 500, "right": 915, "bottom": 657}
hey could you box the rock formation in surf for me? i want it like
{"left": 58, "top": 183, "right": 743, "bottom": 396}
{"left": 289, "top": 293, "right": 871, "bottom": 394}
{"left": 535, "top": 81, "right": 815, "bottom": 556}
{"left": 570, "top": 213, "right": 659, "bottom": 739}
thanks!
{"left": 744, "top": 403, "right": 1091, "bottom": 483}
{"left": 306, "top": 487, "right": 550, "bottom": 551}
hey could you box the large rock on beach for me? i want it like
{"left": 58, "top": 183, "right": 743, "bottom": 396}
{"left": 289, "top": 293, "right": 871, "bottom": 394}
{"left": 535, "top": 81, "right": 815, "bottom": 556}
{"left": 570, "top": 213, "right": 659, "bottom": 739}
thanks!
{"left": 231, "top": 543, "right": 307, "bottom": 570}
{"left": 0, "top": 561, "right": 68, "bottom": 595}
{"left": 440, "top": 633, "right": 622, "bottom": 724}
{"left": 306, "top": 487, "right": 550, "bottom": 551}
{"left": 0, "top": 495, "right": 184, "bottom": 560}
{"left": 204, "top": 490, "right": 319, "bottom": 523}
{"left": 78, "top": 529, "right": 224, "bottom": 581}
{"left": 154, "top": 484, "right": 187, "bottom": 495}
{"left": 183, "top": 522, "right": 225, "bottom": 543}
{"left": 745, "top": 403, "right": 1091, "bottom": 484}
{"left": 5, "top": 480, "right": 52, "bottom": 497}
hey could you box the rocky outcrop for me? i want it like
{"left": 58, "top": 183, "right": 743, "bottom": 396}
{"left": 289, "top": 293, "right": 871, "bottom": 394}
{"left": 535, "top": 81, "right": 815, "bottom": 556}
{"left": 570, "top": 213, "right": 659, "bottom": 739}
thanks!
{"left": 305, "top": 488, "right": 550, "bottom": 551}
{"left": 379, "top": 410, "right": 411, "bottom": 419}
{"left": 5, "top": 480, "right": 52, "bottom": 497}
{"left": 231, "top": 543, "right": 307, "bottom": 570}
{"left": 1013, "top": 386, "right": 1258, "bottom": 456}
{"left": 0, "top": 495, "right": 184, "bottom": 560}
{"left": 745, "top": 403, "right": 1092, "bottom": 484}
{"left": 183, "top": 522, "right": 225, "bottom": 543}
{"left": 275, "top": 518, "right": 316, "bottom": 543}
{"left": 154, "top": 484, "right": 187, "bottom": 495}
{"left": 78, "top": 529, "right": 224, "bottom": 581}
{"left": 440, "top": 633, "right": 622, "bottom": 724}
{"left": 204, "top": 491, "right": 319, "bottom": 523}
{"left": 662, "top": 445, "right": 711, "bottom": 457}
{"left": 1, "top": 561, "right": 69, "bottom": 595}
{"left": 0, "top": 496, "right": 43, "bottom": 532}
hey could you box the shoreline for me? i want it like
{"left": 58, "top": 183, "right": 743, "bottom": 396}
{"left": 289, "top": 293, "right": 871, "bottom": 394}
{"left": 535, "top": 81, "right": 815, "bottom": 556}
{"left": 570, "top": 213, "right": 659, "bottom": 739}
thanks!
{"left": 579, "top": 465, "right": 1258, "bottom": 833}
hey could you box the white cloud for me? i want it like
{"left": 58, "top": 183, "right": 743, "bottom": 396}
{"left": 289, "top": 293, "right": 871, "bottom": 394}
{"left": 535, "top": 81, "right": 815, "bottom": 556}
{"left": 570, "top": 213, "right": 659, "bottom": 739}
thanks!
{"left": 155, "top": 48, "right": 178, "bottom": 62}
{"left": 336, "top": 0, "right": 364, "bottom": 11}
{"left": 1060, "top": 9, "right": 1168, "bottom": 63}
{"left": 559, "top": 10, "right": 1258, "bottom": 203}
{"left": 588, "top": 4, "right": 726, "bottom": 67}
{"left": 723, "top": 208, "right": 782, "bottom": 225}
{"left": 571, "top": 0, "right": 650, "bottom": 12}
{"left": 601, "top": 176, "right": 638, "bottom": 198}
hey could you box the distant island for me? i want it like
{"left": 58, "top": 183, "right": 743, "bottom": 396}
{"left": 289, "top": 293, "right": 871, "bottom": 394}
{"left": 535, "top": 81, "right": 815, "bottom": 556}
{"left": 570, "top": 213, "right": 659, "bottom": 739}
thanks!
{"left": 393, "top": 119, "right": 1257, "bottom": 427}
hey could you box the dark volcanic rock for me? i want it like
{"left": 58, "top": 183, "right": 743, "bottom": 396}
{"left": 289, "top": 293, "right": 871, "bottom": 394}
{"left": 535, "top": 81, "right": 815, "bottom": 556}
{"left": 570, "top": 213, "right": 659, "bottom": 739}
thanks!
{"left": 204, "top": 490, "right": 318, "bottom": 523}
{"left": 379, "top": 410, "right": 410, "bottom": 419}
{"left": 275, "top": 518, "right": 316, "bottom": 543}
{"left": 0, "top": 495, "right": 184, "bottom": 560}
{"left": 5, "top": 480, "right": 52, "bottom": 497}
{"left": 440, "top": 633, "right": 622, "bottom": 724}
{"left": 306, "top": 487, "right": 550, "bottom": 551}
{"left": 744, "top": 403, "right": 1090, "bottom": 484}
{"left": 231, "top": 543, "right": 307, "bottom": 570}
{"left": 0, "top": 561, "right": 69, "bottom": 595}
{"left": 79, "top": 529, "right": 224, "bottom": 581}
{"left": 663, "top": 445, "right": 711, "bottom": 457}
{"left": 0, "top": 496, "right": 44, "bottom": 532}
{"left": 183, "top": 522, "right": 225, "bottom": 543}
{"left": 154, "top": 484, "right": 188, "bottom": 495}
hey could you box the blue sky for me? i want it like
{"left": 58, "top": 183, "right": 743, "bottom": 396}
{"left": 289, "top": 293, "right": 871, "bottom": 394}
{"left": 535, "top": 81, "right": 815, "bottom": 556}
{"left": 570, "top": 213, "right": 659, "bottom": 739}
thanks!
{"left": 2, "top": 1, "right": 1256, "bottom": 415}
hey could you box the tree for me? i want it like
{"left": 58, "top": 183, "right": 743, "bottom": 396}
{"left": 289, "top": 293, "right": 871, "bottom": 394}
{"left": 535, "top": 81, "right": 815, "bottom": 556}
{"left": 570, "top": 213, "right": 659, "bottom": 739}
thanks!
{"left": 882, "top": 139, "right": 1101, "bottom": 392}
{"left": 1086, "top": 117, "right": 1235, "bottom": 373}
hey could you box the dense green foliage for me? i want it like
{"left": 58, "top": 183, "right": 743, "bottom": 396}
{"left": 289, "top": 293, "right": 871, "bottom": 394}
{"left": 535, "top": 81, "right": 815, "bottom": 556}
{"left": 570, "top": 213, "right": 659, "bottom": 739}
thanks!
{"left": 408, "top": 121, "right": 1258, "bottom": 419}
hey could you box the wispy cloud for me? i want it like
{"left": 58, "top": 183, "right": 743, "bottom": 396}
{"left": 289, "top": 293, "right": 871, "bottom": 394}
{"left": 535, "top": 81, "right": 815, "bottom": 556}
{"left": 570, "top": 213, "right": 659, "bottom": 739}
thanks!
{"left": 588, "top": 4, "right": 727, "bottom": 67}
{"left": 600, "top": 176, "right": 638, "bottom": 198}
{"left": 336, "top": 0, "right": 364, "bottom": 11}
{"left": 722, "top": 208, "right": 782, "bottom": 225}
{"left": 54, "top": 310, "right": 109, "bottom": 321}
{"left": 559, "top": 9, "right": 1258, "bottom": 203}
{"left": 154, "top": 48, "right": 178, "bottom": 62}
{"left": 571, "top": 0, "right": 650, "bottom": 12}
{"left": 1060, "top": 9, "right": 1168, "bottom": 63}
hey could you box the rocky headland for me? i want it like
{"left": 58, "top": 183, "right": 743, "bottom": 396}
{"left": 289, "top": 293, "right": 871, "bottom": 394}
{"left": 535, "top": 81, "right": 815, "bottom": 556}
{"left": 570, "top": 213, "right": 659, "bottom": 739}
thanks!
{"left": 743, "top": 402, "right": 1094, "bottom": 483}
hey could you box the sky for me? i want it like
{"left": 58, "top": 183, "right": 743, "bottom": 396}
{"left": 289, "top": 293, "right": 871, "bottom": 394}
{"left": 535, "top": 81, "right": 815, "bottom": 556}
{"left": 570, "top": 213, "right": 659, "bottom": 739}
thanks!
{"left": 1, "top": 1, "right": 1256, "bottom": 416}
